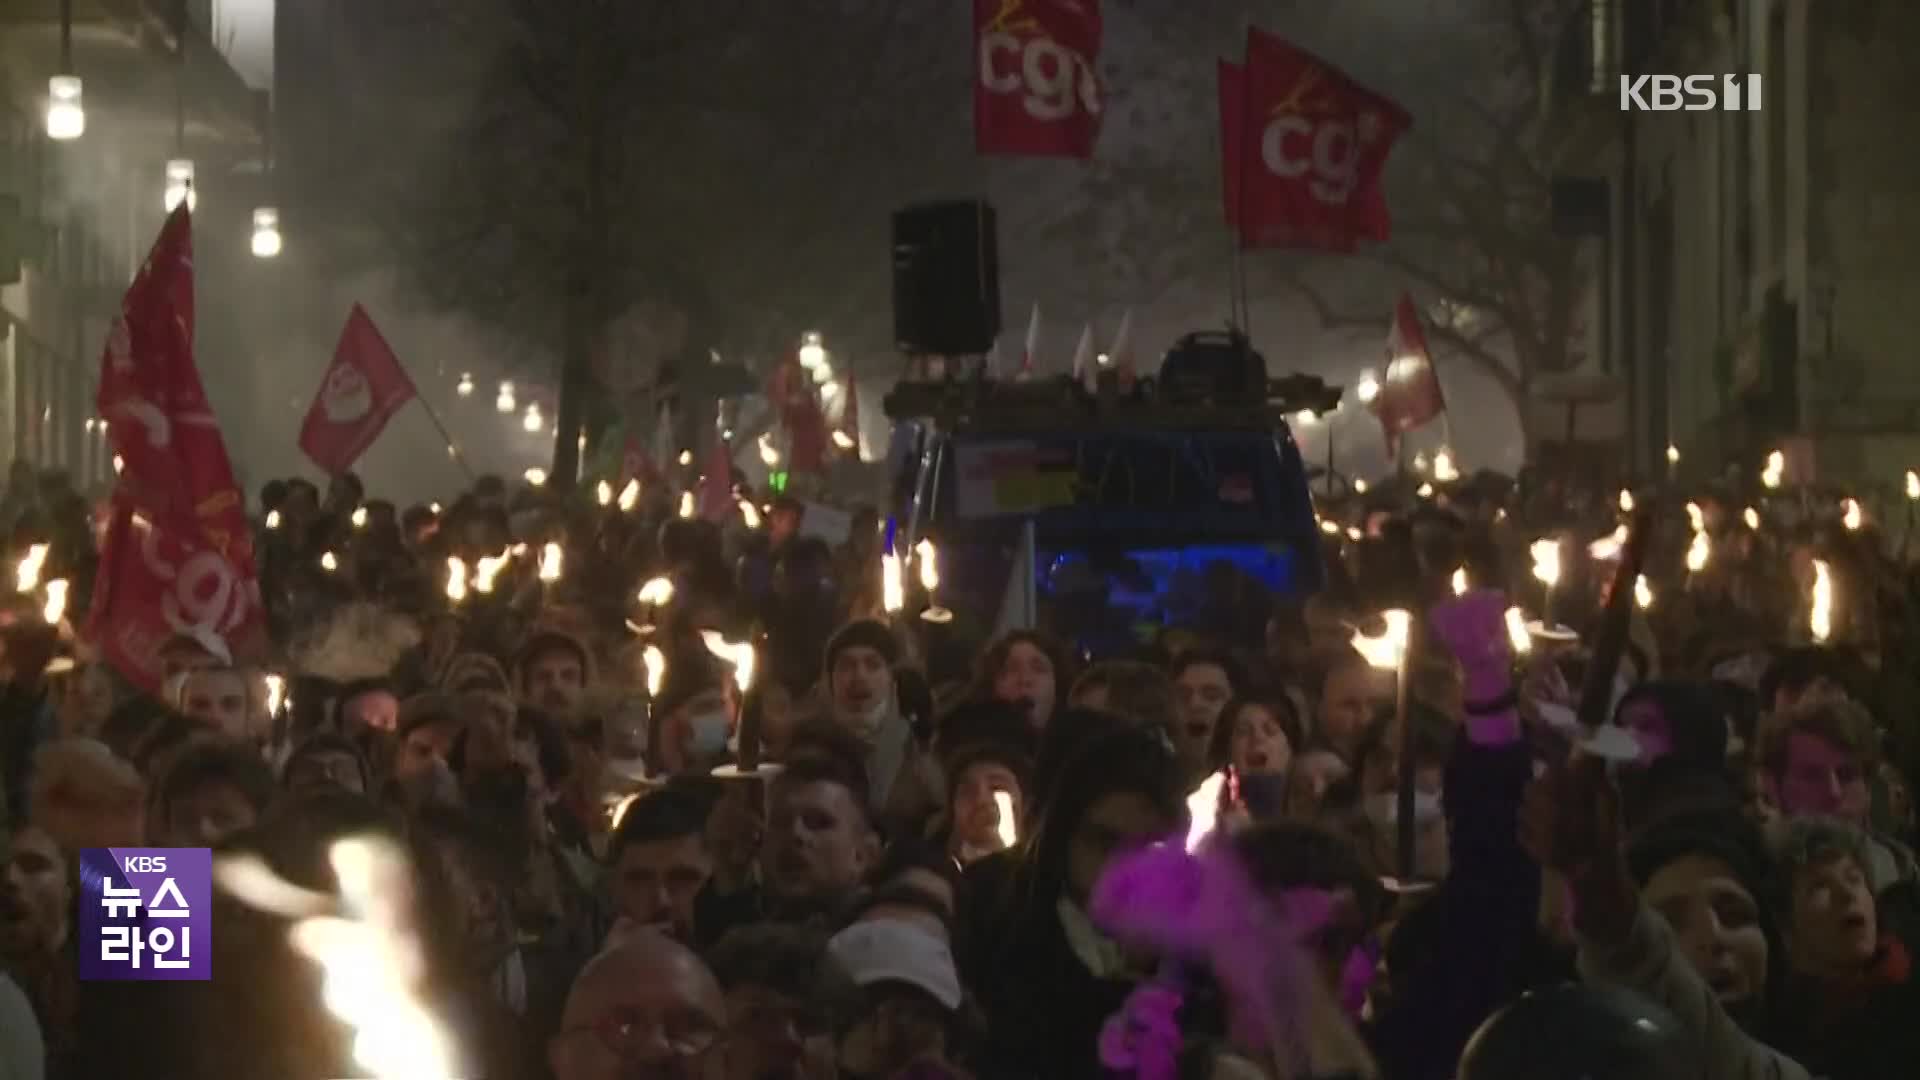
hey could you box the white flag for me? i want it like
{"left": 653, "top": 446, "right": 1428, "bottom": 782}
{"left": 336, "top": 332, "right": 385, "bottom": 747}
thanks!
{"left": 1069, "top": 325, "right": 1096, "bottom": 392}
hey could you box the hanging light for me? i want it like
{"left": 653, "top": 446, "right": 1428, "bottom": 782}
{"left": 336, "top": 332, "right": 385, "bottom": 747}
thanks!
{"left": 250, "top": 208, "right": 282, "bottom": 258}
{"left": 496, "top": 381, "right": 516, "bottom": 414}
{"left": 164, "top": 159, "right": 196, "bottom": 213}
{"left": 1355, "top": 371, "right": 1380, "bottom": 404}
{"left": 798, "top": 332, "right": 826, "bottom": 369}
{"left": 456, "top": 372, "right": 475, "bottom": 398}
{"left": 45, "top": 75, "right": 84, "bottom": 141}
{"left": 523, "top": 403, "right": 544, "bottom": 433}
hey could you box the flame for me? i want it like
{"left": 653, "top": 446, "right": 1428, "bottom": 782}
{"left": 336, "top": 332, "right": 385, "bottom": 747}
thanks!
{"left": 1842, "top": 498, "right": 1862, "bottom": 531}
{"left": 296, "top": 838, "right": 459, "bottom": 1078}
{"left": 617, "top": 479, "right": 641, "bottom": 512}
{"left": 1743, "top": 507, "right": 1760, "bottom": 531}
{"left": 1432, "top": 450, "right": 1459, "bottom": 482}
{"left": 914, "top": 538, "right": 939, "bottom": 591}
{"left": 1320, "top": 518, "right": 1340, "bottom": 535}
{"left": 1618, "top": 489, "right": 1634, "bottom": 513}
{"left": 701, "top": 631, "right": 756, "bottom": 694}
{"left": 637, "top": 576, "right": 675, "bottom": 606}
{"left": 1417, "top": 482, "right": 1435, "bottom": 499}
{"left": 15, "top": 544, "right": 48, "bottom": 593}
{"left": 266, "top": 510, "right": 282, "bottom": 530}
{"left": 1529, "top": 538, "right": 1561, "bottom": 587}
{"left": 1908, "top": 470, "right": 1919, "bottom": 501}
{"left": 264, "top": 674, "right": 287, "bottom": 717}
{"left": 596, "top": 481, "right": 613, "bottom": 507}
{"left": 1810, "top": 559, "right": 1833, "bottom": 643}
{"left": 42, "top": 579, "right": 66, "bottom": 624}
{"left": 1186, "top": 770, "right": 1227, "bottom": 851}
{"left": 1666, "top": 445, "right": 1681, "bottom": 465}
{"left": 1412, "top": 451, "right": 1429, "bottom": 473}
{"left": 994, "top": 790, "right": 1017, "bottom": 848}
{"left": 445, "top": 557, "right": 468, "bottom": 602}
{"left": 881, "top": 550, "right": 905, "bottom": 613}
{"left": 351, "top": 507, "right": 368, "bottom": 529}
{"left": 1686, "top": 501, "right": 1705, "bottom": 532}
{"left": 429, "top": 502, "right": 442, "bottom": 515}
{"left": 524, "top": 468, "right": 547, "bottom": 487}
{"left": 1686, "top": 530, "right": 1711, "bottom": 572}
{"left": 833, "top": 430, "right": 856, "bottom": 451}
{"left": 1350, "top": 609, "right": 1412, "bottom": 670}
{"left": 320, "top": 551, "right": 338, "bottom": 573}
{"left": 758, "top": 435, "right": 780, "bottom": 466}
{"left": 677, "top": 450, "right": 693, "bottom": 466}
{"left": 678, "top": 491, "right": 694, "bottom": 519}
{"left": 1762, "top": 450, "right": 1785, "bottom": 489}
{"left": 642, "top": 645, "right": 666, "bottom": 698}
{"left": 1588, "top": 524, "right": 1628, "bottom": 561}
{"left": 1451, "top": 567, "right": 1468, "bottom": 596}
{"left": 1345, "top": 526, "right": 1363, "bottom": 542}
{"left": 1504, "top": 607, "right": 1531, "bottom": 654}
{"left": 1634, "top": 574, "right": 1654, "bottom": 610}
{"left": 1353, "top": 478, "right": 1368, "bottom": 494}
{"left": 738, "top": 499, "right": 762, "bottom": 529}
{"left": 473, "top": 552, "right": 510, "bottom": 594}
{"left": 538, "top": 542, "right": 564, "bottom": 582}
{"left": 112, "top": 455, "right": 124, "bottom": 475}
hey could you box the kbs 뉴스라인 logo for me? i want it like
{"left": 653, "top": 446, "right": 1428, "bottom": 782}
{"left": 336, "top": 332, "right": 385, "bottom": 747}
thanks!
{"left": 78, "top": 848, "right": 212, "bottom": 981}
{"left": 1620, "top": 74, "right": 1762, "bottom": 111}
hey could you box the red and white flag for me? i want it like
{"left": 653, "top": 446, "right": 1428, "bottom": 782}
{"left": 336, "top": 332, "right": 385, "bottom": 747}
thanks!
{"left": 1069, "top": 325, "right": 1096, "bottom": 392}
{"left": 1372, "top": 293, "right": 1446, "bottom": 457}
{"left": 87, "top": 206, "right": 264, "bottom": 691}
{"left": 974, "top": 0, "right": 1105, "bottom": 159}
{"left": 1226, "top": 29, "right": 1410, "bottom": 252}
{"left": 297, "top": 304, "right": 418, "bottom": 476}
{"left": 1021, "top": 303, "right": 1042, "bottom": 378}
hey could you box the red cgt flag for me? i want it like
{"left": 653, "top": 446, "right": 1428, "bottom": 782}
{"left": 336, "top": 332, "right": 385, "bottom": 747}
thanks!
{"left": 1228, "top": 29, "right": 1410, "bottom": 252}
{"left": 974, "top": 0, "right": 1104, "bottom": 158}
{"left": 1372, "top": 293, "right": 1447, "bottom": 458}
{"left": 298, "top": 304, "right": 418, "bottom": 476}
{"left": 88, "top": 206, "right": 264, "bottom": 691}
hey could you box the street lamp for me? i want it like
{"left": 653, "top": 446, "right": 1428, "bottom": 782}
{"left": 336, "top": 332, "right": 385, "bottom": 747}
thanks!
{"left": 798, "top": 332, "right": 826, "bottom": 369}
{"left": 250, "top": 208, "right": 282, "bottom": 258}
{"left": 523, "top": 403, "right": 544, "bottom": 433}
{"left": 46, "top": 76, "right": 84, "bottom": 141}
{"left": 164, "top": 159, "right": 196, "bottom": 212}
{"left": 496, "top": 381, "right": 516, "bottom": 413}
{"left": 456, "top": 373, "right": 474, "bottom": 398}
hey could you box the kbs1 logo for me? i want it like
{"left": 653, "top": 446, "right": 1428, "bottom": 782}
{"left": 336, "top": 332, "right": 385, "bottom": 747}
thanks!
{"left": 78, "top": 848, "right": 212, "bottom": 981}
{"left": 1620, "top": 74, "right": 1763, "bottom": 112}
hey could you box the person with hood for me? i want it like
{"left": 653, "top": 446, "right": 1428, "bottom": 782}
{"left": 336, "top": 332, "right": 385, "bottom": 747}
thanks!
{"left": 963, "top": 726, "right": 1187, "bottom": 1079}
{"left": 823, "top": 619, "right": 942, "bottom": 839}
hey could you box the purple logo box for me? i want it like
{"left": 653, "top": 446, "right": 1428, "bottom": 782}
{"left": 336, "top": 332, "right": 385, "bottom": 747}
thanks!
{"left": 78, "top": 848, "right": 211, "bottom": 981}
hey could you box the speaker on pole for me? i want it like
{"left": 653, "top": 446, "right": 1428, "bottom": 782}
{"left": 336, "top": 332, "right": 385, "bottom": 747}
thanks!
{"left": 892, "top": 200, "right": 1001, "bottom": 356}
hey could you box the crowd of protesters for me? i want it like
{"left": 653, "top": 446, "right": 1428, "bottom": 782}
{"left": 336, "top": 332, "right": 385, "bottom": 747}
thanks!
{"left": 0, "top": 456, "right": 1911, "bottom": 1079}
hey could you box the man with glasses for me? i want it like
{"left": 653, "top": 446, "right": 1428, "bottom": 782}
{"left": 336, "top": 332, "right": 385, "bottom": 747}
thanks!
{"left": 549, "top": 932, "right": 726, "bottom": 1080}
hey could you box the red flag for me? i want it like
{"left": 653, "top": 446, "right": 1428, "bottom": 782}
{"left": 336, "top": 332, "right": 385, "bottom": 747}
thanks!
{"left": 1219, "top": 60, "right": 1246, "bottom": 228}
{"left": 1233, "top": 30, "right": 1410, "bottom": 252}
{"left": 88, "top": 206, "right": 264, "bottom": 691}
{"left": 1373, "top": 294, "right": 1446, "bottom": 457}
{"left": 297, "top": 305, "right": 418, "bottom": 475}
{"left": 974, "top": 0, "right": 1104, "bottom": 158}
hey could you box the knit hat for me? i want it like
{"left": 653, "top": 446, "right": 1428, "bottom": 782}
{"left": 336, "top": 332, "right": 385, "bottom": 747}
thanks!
{"left": 824, "top": 619, "right": 899, "bottom": 676}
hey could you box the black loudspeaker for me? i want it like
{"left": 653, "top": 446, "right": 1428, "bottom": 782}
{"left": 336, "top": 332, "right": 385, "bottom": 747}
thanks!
{"left": 892, "top": 201, "right": 1001, "bottom": 356}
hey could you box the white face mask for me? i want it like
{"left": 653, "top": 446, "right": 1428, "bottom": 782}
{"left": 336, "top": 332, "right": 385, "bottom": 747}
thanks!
{"left": 1362, "top": 790, "right": 1443, "bottom": 826}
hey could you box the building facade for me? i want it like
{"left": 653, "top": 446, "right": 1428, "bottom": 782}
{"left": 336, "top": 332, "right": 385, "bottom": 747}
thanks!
{"left": 0, "top": 0, "right": 266, "bottom": 490}
{"left": 1547, "top": 0, "right": 1920, "bottom": 493}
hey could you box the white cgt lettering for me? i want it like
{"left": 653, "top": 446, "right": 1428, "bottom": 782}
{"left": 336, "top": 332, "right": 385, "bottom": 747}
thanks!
{"left": 1261, "top": 116, "right": 1359, "bottom": 205}
{"left": 979, "top": 32, "right": 1100, "bottom": 122}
